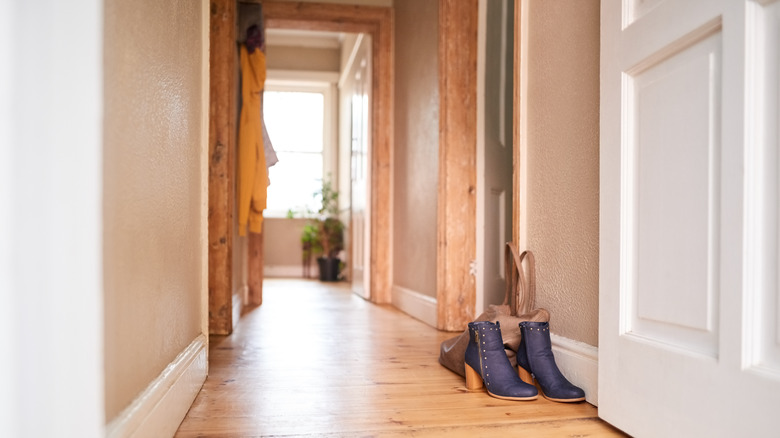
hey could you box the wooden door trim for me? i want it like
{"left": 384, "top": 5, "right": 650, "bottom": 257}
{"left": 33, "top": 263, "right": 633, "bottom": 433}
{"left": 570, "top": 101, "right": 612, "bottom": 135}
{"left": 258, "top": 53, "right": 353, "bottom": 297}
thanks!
{"left": 208, "top": 0, "right": 237, "bottom": 335}
{"left": 436, "top": 0, "right": 479, "bottom": 331}
{"left": 514, "top": 0, "right": 529, "bottom": 251}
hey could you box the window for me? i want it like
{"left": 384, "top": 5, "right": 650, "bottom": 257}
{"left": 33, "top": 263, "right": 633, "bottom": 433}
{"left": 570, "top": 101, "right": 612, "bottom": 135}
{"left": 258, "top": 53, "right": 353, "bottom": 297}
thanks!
{"left": 263, "top": 90, "right": 326, "bottom": 217}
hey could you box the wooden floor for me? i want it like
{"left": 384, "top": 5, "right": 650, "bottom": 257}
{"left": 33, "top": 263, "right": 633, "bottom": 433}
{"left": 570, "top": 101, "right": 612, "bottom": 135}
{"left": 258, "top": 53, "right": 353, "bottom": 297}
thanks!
{"left": 176, "top": 279, "right": 626, "bottom": 437}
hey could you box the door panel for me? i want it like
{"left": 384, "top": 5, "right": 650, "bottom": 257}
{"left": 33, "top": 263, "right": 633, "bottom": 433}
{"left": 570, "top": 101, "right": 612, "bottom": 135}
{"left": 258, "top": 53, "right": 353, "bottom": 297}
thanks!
{"left": 600, "top": 0, "right": 780, "bottom": 436}
{"left": 629, "top": 30, "right": 721, "bottom": 355}
{"left": 485, "top": 187, "right": 507, "bottom": 293}
{"left": 350, "top": 40, "right": 371, "bottom": 300}
{"left": 477, "top": 0, "right": 513, "bottom": 312}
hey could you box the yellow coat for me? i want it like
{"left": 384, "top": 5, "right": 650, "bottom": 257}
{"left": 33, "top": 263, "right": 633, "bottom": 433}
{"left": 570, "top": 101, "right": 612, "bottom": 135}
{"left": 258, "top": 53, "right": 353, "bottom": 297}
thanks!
{"left": 238, "top": 45, "right": 268, "bottom": 236}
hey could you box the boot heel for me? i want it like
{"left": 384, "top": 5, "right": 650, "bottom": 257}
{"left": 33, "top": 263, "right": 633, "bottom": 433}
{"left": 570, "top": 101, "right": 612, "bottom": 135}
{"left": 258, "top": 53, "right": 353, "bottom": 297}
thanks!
{"left": 465, "top": 364, "right": 483, "bottom": 390}
{"left": 517, "top": 366, "right": 534, "bottom": 385}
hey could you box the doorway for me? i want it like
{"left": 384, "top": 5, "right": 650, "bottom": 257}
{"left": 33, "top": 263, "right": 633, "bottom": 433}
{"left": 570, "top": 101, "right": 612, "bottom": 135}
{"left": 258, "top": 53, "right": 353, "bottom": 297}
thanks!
{"left": 263, "top": 2, "right": 391, "bottom": 304}
{"left": 207, "top": 0, "right": 394, "bottom": 335}
{"left": 261, "top": 28, "right": 369, "bottom": 298}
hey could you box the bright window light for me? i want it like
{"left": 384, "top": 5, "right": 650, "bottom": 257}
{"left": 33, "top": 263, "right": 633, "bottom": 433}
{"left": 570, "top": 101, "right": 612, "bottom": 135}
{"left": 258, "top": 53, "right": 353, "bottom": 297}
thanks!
{"left": 264, "top": 90, "right": 324, "bottom": 217}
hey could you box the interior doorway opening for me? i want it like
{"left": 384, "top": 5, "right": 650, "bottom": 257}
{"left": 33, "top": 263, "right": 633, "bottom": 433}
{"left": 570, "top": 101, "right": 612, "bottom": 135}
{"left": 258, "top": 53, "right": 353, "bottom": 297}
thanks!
{"left": 259, "top": 1, "right": 394, "bottom": 306}
{"left": 261, "top": 29, "right": 371, "bottom": 302}
{"left": 208, "top": 1, "right": 393, "bottom": 336}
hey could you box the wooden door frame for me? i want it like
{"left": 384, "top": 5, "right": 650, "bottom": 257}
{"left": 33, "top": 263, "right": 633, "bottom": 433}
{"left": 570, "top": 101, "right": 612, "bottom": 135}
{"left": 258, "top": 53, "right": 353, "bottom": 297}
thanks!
{"left": 436, "top": 0, "right": 479, "bottom": 331}
{"left": 208, "top": 0, "right": 394, "bottom": 334}
{"left": 513, "top": 0, "right": 528, "bottom": 253}
{"left": 209, "top": 0, "right": 238, "bottom": 335}
{"left": 211, "top": 0, "right": 485, "bottom": 332}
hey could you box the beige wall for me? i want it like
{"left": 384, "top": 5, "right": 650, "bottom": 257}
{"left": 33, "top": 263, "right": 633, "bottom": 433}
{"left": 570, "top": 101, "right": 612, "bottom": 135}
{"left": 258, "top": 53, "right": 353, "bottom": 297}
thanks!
{"left": 393, "top": 0, "right": 439, "bottom": 298}
{"left": 264, "top": 218, "right": 308, "bottom": 271}
{"left": 103, "top": 0, "right": 206, "bottom": 420}
{"left": 266, "top": 45, "right": 341, "bottom": 72}
{"left": 273, "top": 0, "right": 392, "bottom": 6}
{"left": 523, "top": 0, "right": 600, "bottom": 346}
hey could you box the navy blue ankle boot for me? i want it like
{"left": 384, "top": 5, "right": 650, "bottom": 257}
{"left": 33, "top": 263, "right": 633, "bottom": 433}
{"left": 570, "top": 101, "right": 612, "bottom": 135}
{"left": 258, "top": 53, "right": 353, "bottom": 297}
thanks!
{"left": 516, "top": 321, "right": 585, "bottom": 402}
{"left": 464, "top": 321, "right": 538, "bottom": 401}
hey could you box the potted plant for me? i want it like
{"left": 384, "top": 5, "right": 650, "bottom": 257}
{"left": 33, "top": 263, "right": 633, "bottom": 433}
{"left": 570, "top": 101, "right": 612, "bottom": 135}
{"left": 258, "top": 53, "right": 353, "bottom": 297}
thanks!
{"left": 300, "top": 221, "right": 319, "bottom": 279}
{"left": 304, "top": 177, "right": 345, "bottom": 281}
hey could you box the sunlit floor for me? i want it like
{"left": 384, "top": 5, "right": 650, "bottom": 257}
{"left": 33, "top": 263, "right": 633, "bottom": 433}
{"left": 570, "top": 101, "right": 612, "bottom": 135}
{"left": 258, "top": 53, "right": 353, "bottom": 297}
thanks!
{"left": 175, "top": 278, "right": 625, "bottom": 437}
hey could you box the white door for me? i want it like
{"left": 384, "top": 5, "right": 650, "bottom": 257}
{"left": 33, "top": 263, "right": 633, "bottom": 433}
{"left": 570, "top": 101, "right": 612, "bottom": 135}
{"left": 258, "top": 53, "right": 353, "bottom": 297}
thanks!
{"left": 351, "top": 41, "right": 371, "bottom": 300}
{"left": 600, "top": 0, "right": 780, "bottom": 436}
{"left": 477, "top": 0, "right": 514, "bottom": 313}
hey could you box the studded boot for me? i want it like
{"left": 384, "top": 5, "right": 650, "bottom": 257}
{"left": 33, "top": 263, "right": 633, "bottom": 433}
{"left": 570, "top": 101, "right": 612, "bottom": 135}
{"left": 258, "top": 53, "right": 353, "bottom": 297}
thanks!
{"left": 464, "top": 321, "right": 538, "bottom": 401}
{"left": 516, "top": 321, "right": 585, "bottom": 402}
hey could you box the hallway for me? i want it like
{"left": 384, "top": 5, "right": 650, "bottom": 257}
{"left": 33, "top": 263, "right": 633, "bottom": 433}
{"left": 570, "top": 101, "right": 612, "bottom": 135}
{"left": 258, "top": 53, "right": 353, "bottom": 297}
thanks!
{"left": 175, "top": 279, "right": 623, "bottom": 437}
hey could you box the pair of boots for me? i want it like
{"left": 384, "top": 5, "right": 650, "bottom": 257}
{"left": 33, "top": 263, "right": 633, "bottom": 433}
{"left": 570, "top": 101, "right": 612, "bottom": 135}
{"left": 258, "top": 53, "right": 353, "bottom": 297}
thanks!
{"left": 464, "top": 320, "right": 585, "bottom": 402}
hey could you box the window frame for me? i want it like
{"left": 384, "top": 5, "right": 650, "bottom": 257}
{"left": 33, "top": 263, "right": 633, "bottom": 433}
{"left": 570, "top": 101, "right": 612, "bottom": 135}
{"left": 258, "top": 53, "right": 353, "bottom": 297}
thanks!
{"left": 264, "top": 70, "right": 339, "bottom": 218}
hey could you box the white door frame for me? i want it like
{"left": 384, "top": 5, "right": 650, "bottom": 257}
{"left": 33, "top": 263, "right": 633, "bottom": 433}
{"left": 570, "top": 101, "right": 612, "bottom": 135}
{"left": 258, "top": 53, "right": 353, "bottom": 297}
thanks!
{"left": 0, "top": 0, "right": 104, "bottom": 435}
{"left": 475, "top": 0, "right": 488, "bottom": 315}
{"left": 476, "top": 0, "right": 515, "bottom": 315}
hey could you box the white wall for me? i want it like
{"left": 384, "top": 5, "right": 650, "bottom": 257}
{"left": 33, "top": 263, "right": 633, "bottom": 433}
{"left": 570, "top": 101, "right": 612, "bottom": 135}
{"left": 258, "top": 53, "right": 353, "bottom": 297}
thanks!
{"left": 0, "top": 0, "right": 104, "bottom": 436}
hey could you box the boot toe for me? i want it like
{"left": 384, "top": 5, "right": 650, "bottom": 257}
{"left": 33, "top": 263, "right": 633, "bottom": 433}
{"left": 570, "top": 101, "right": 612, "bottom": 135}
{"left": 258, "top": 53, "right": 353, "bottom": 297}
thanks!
{"left": 488, "top": 380, "right": 538, "bottom": 401}
{"left": 541, "top": 382, "right": 585, "bottom": 402}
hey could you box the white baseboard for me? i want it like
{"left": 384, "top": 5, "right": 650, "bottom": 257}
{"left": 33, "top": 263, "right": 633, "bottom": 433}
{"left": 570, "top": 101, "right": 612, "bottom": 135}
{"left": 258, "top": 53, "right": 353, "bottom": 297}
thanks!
{"left": 550, "top": 333, "right": 599, "bottom": 406}
{"left": 106, "top": 334, "right": 208, "bottom": 438}
{"left": 264, "top": 265, "right": 305, "bottom": 278}
{"left": 391, "top": 285, "right": 437, "bottom": 328}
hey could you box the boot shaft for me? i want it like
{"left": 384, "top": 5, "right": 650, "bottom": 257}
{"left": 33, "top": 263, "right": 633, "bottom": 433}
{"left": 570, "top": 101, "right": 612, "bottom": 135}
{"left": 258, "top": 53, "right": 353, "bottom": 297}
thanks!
{"left": 465, "top": 321, "right": 538, "bottom": 401}
{"left": 518, "top": 321, "right": 554, "bottom": 366}
{"left": 465, "top": 321, "right": 504, "bottom": 371}
{"left": 517, "top": 320, "right": 585, "bottom": 402}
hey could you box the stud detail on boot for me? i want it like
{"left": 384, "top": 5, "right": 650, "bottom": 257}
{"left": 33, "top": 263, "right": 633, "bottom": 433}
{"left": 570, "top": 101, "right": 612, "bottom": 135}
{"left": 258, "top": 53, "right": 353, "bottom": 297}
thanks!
{"left": 516, "top": 321, "right": 585, "bottom": 403}
{"left": 464, "top": 321, "right": 538, "bottom": 401}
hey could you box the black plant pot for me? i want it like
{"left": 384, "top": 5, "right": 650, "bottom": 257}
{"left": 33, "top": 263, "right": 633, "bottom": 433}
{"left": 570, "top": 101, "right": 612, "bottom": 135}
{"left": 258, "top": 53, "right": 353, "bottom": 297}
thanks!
{"left": 317, "top": 257, "right": 341, "bottom": 282}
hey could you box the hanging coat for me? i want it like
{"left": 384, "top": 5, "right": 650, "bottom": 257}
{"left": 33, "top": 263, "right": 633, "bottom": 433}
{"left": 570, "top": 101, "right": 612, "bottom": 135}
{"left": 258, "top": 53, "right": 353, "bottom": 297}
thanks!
{"left": 238, "top": 45, "right": 268, "bottom": 236}
{"left": 262, "top": 117, "right": 278, "bottom": 168}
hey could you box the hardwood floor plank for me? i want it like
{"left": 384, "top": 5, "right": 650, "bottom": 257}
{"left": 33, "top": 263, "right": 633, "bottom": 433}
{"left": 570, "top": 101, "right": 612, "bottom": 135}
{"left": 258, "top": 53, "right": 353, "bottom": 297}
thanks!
{"left": 177, "top": 417, "right": 624, "bottom": 438}
{"left": 176, "top": 279, "right": 625, "bottom": 437}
